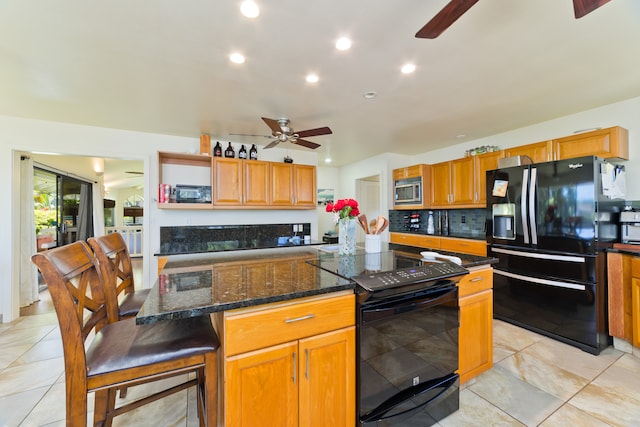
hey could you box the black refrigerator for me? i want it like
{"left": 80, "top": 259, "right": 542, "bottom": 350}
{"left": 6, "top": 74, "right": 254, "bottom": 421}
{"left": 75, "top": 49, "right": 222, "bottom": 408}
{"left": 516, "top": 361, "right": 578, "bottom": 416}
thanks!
{"left": 486, "top": 156, "right": 624, "bottom": 354}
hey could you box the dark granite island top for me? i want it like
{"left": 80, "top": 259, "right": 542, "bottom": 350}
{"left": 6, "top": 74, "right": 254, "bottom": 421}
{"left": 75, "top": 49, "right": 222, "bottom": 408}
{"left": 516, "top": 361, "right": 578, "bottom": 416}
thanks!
{"left": 136, "top": 246, "right": 355, "bottom": 324}
{"left": 137, "top": 243, "right": 497, "bottom": 325}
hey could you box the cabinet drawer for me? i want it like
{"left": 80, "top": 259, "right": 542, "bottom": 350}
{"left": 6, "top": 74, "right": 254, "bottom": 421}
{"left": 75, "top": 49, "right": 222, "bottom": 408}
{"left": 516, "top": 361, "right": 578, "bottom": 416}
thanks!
{"left": 225, "top": 293, "right": 355, "bottom": 355}
{"left": 440, "top": 237, "right": 486, "bottom": 256}
{"left": 458, "top": 267, "right": 493, "bottom": 298}
{"left": 390, "top": 232, "right": 440, "bottom": 249}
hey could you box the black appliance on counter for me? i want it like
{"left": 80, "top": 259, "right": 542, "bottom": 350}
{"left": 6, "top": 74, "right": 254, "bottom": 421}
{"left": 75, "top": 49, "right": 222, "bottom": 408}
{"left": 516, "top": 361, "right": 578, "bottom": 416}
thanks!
{"left": 308, "top": 251, "right": 468, "bottom": 426}
{"left": 486, "top": 156, "right": 625, "bottom": 354}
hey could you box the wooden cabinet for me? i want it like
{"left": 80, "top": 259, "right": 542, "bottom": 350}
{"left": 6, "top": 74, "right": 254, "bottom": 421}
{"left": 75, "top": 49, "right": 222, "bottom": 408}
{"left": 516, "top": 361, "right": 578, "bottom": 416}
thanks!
{"left": 474, "top": 150, "right": 504, "bottom": 205}
{"left": 431, "top": 157, "right": 485, "bottom": 208}
{"left": 458, "top": 267, "right": 493, "bottom": 384}
{"left": 392, "top": 164, "right": 431, "bottom": 210}
{"left": 607, "top": 251, "right": 640, "bottom": 348}
{"left": 389, "top": 232, "right": 440, "bottom": 250}
{"left": 504, "top": 140, "right": 553, "bottom": 164}
{"left": 270, "top": 163, "right": 317, "bottom": 208}
{"left": 553, "top": 126, "right": 629, "bottom": 161}
{"left": 222, "top": 292, "right": 355, "bottom": 427}
{"left": 440, "top": 237, "right": 487, "bottom": 256}
{"left": 389, "top": 233, "right": 486, "bottom": 256}
{"left": 158, "top": 151, "right": 315, "bottom": 209}
{"left": 157, "top": 151, "right": 213, "bottom": 209}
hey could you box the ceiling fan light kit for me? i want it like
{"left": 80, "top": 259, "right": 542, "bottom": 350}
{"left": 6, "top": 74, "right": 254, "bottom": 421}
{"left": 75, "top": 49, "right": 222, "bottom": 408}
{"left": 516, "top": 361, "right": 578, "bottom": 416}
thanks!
{"left": 230, "top": 117, "right": 332, "bottom": 150}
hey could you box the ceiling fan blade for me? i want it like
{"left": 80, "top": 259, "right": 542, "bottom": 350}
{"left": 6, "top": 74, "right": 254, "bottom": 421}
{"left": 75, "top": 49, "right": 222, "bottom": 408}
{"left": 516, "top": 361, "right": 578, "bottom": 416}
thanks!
{"left": 294, "top": 139, "right": 321, "bottom": 150}
{"left": 263, "top": 140, "right": 279, "bottom": 149}
{"left": 573, "top": 0, "right": 611, "bottom": 18}
{"left": 261, "top": 117, "right": 283, "bottom": 134}
{"left": 295, "top": 126, "right": 332, "bottom": 138}
{"left": 415, "top": 0, "right": 479, "bottom": 39}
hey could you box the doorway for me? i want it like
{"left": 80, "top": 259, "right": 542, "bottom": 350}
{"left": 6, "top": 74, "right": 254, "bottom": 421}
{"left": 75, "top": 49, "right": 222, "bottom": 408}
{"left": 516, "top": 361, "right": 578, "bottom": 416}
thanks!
{"left": 355, "top": 174, "right": 381, "bottom": 242}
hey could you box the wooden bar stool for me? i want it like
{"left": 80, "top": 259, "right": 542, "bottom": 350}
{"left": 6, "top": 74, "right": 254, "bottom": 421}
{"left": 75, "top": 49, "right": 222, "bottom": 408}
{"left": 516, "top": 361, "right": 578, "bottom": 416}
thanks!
{"left": 32, "top": 241, "right": 219, "bottom": 427}
{"left": 88, "top": 232, "right": 149, "bottom": 320}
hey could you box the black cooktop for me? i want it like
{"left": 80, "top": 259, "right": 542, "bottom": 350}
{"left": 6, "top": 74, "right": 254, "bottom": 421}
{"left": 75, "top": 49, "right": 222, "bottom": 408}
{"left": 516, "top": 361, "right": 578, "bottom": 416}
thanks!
{"left": 306, "top": 251, "right": 424, "bottom": 279}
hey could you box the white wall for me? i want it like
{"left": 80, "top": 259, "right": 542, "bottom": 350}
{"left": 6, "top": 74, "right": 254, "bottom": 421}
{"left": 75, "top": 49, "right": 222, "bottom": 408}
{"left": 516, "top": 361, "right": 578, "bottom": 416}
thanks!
{"left": 1, "top": 116, "right": 318, "bottom": 322}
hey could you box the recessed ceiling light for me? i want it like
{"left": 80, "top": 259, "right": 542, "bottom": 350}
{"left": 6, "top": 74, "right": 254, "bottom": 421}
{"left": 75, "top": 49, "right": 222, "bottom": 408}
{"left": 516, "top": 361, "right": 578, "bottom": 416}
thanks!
{"left": 240, "top": 1, "right": 260, "bottom": 18}
{"left": 325, "top": 157, "right": 332, "bottom": 163}
{"left": 335, "top": 37, "right": 352, "bottom": 51}
{"left": 229, "top": 52, "right": 245, "bottom": 64}
{"left": 363, "top": 91, "right": 377, "bottom": 99}
{"left": 306, "top": 74, "right": 319, "bottom": 83}
{"left": 401, "top": 63, "right": 416, "bottom": 74}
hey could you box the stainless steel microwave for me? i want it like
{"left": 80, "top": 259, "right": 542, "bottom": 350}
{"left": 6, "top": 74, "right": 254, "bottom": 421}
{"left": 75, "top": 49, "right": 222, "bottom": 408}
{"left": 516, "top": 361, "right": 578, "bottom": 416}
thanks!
{"left": 394, "top": 177, "right": 422, "bottom": 204}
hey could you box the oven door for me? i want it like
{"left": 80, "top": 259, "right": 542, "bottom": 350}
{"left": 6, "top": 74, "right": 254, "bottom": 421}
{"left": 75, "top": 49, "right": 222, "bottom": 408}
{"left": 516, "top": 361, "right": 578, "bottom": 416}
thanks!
{"left": 358, "top": 286, "right": 459, "bottom": 426}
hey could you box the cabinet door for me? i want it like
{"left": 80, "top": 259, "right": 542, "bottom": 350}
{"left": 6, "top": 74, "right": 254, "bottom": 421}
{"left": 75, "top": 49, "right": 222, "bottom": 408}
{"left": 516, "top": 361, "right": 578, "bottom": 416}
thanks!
{"left": 293, "top": 165, "right": 316, "bottom": 207}
{"left": 439, "top": 237, "right": 487, "bottom": 256}
{"left": 553, "top": 126, "right": 629, "bottom": 160}
{"left": 299, "top": 327, "right": 355, "bottom": 427}
{"left": 450, "top": 157, "right": 475, "bottom": 206}
{"left": 226, "top": 342, "right": 299, "bottom": 427}
{"left": 504, "top": 141, "right": 552, "bottom": 163}
{"left": 458, "top": 289, "right": 493, "bottom": 384}
{"left": 633, "top": 277, "right": 640, "bottom": 348}
{"left": 474, "top": 151, "right": 504, "bottom": 205}
{"left": 213, "top": 157, "right": 243, "bottom": 205}
{"left": 244, "top": 160, "right": 270, "bottom": 205}
{"left": 270, "top": 163, "right": 294, "bottom": 206}
{"left": 430, "top": 161, "right": 451, "bottom": 207}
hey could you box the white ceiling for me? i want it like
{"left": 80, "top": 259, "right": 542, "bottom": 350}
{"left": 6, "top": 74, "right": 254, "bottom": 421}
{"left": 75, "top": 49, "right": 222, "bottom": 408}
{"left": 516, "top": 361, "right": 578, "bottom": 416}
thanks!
{"left": 2, "top": 0, "right": 640, "bottom": 173}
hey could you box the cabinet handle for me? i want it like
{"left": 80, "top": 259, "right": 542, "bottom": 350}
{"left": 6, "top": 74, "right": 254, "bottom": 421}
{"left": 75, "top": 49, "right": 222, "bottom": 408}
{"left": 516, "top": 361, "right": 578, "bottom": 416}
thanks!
{"left": 285, "top": 314, "right": 315, "bottom": 323}
{"left": 292, "top": 352, "right": 297, "bottom": 384}
{"left": 305, "top": 348, "right": 309, "bottom": 379}
{"left": 470, "top": 277, "right": 483, "bottom": 282}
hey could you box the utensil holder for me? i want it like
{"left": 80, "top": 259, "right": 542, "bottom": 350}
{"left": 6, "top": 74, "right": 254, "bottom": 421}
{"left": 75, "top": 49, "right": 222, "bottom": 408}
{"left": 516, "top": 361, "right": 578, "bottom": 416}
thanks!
{"left": 365, "top": 234, "right": 382, "bottom": 253}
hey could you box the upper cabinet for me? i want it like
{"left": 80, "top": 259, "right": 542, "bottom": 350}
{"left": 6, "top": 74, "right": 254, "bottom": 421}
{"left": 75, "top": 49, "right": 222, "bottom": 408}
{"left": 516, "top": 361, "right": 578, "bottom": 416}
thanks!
{"left": 270, "top": 163, "right": 317, "bottom": 208}
{"left": 158, "top": 151, "right": 315, "bottom": 210}
{"left": 474, "top": 150, "right": 504, "bottom": 206}
{"left": 553, "top": 126, "right": 629, "bottom": 161}
{"left": 504, "top": 140, "right": 553, "bottom": 164}
{"left": 430, "top": 157, "right": 477, "bottom": 208}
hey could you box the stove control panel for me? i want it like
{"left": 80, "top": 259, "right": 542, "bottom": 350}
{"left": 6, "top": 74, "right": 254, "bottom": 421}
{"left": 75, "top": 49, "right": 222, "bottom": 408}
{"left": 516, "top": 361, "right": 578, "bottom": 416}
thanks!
{"left": 353, "top": 262, "right": 468, "bottom": 291}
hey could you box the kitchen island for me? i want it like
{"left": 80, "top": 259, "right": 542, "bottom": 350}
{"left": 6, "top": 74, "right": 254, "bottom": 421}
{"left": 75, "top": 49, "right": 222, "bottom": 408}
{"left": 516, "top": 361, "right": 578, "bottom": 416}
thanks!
{"left": 137, "top": 243, "right": 497, "bottom": 426}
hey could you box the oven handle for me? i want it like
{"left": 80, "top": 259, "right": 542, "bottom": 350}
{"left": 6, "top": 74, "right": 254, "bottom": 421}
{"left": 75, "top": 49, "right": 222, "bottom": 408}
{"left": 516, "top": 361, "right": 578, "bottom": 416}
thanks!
{"left": 360, "top": 373, "right": 458, "bottom": 423}
{"left": 361, "top": 286, "right": 457, "bottom": 323}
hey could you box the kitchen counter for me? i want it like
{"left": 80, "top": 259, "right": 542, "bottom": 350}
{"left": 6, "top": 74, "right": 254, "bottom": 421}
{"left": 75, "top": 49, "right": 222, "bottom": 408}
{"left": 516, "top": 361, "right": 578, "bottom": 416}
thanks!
{"left": 137, "top": 243, "right": 497, "bottom": 325}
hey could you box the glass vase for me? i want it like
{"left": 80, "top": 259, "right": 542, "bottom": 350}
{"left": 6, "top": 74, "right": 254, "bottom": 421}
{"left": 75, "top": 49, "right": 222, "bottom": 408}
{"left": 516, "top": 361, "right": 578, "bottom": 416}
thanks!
{"left": 338, "top": 218, "right": 357, "bottom": 255}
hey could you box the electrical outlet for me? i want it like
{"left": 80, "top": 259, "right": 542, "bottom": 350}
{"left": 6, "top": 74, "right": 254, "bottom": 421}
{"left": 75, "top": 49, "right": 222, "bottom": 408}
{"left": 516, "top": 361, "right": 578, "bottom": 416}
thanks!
{"left": 461, "top": 215, "right": 466, "bottom": 224}
{"left": 298, "top": 224, "right": 303, "bottom": 232}
{"left": 293, "top": 224, "right": 298, "bottom": 232}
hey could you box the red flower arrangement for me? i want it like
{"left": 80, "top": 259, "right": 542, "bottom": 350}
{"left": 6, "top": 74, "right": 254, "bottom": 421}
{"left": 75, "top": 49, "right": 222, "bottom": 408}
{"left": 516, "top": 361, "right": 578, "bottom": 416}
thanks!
{"left": 325, "top": 198, "right": 360, "bottom": 220}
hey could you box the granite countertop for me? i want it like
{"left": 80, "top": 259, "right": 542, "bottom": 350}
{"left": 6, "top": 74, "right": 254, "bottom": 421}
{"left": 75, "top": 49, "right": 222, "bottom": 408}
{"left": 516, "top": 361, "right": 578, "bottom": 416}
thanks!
{"left": 137, "top": 244, "right": 497, "bottom": 325}
{"left": 607, "top": 243, "right": 640, "bottom": 256}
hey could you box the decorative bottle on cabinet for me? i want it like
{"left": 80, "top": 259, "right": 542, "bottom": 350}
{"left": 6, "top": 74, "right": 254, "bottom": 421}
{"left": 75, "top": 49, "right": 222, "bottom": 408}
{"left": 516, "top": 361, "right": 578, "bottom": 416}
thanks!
{"left": 239, "top": 145, "right": 247, "bottom": 159}
{"left": 224, "top": 142, "right": 235, "bottom": 158}
{"left": 213, "top": 141, "right": 222, "bottom": 157}
{"left": 249, "top": 144, "right": 258, "bottom": 160}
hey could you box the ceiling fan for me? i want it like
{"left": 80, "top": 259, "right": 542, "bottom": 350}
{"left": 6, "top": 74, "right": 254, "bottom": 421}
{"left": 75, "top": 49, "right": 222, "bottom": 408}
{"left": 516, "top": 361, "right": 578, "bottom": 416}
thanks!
{"left": 415, "top": 0, "right": 612, "bottom": 39}
{"left": 230, "top": 117, "right": 332, "bottom": 150}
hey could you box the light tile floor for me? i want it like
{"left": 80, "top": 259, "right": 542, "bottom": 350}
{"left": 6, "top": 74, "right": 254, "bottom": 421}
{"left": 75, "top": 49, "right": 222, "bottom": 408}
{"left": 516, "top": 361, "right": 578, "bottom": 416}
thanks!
{"left": 3, "top": 291, "right": 640, "bottom": 426}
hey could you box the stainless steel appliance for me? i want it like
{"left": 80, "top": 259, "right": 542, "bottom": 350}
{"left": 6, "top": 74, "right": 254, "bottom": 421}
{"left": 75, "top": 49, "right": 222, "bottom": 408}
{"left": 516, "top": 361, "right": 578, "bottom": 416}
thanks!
{"left": 486, "top": 156, "right": 625, "bottom": 354}
{"left": 620, "top": 210, "right": 640, "bottom": 244}
{"left": 308, "top": 251, "right": 468, "bottom": 426}
{"left": 394, "top": 177, "right": 422, "bottom": 205}
{"left": 175, "top": 184, "right": 211, "bottom": 203}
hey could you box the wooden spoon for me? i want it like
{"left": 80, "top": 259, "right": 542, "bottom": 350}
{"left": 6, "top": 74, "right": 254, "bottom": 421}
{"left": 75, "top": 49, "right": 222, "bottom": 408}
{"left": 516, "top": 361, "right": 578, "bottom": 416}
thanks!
{"left": 375, "top": 216, "right": 385, "bottom": 235}
{"left": 358, "top": 214, "right": 370, "bottom": 234}
{"left": 369, "top": 219, "right": 377, "bottom": 235}
{"left": 377, "top": 217, "right": 389, "bottom": 234}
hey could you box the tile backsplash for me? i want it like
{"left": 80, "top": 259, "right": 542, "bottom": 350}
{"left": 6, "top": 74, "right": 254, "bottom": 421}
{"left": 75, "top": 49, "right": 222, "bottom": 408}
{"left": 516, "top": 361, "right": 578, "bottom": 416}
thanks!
{"left": 389, "top": 208, "right": 486, "bottom": 239}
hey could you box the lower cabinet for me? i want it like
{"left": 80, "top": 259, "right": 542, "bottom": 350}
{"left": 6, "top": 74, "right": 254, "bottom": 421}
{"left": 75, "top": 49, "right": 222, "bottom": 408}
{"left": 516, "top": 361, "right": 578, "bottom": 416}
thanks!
{"left": 389, "top": 232, "right": 486, "bottom": 256}
{"left": 458, "top": 266, "right": 493, "bottom": 384}
{"left": 222, "top": 292, "right": 355, "bottom": 427}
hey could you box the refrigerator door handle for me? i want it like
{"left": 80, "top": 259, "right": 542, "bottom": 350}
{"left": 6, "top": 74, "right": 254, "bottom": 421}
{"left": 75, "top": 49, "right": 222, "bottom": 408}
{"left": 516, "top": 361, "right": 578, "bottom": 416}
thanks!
{"left": 491, "top": 247, "right": 586, "bottom": 263}
{"left": 529, "top": 167, "right": 538, "bottom": 245}
{"left": 521, "top": 169, "right": 530, "bottom": 244}
{"left": 494, "top": 269, "right": 587, "bottom": 291}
